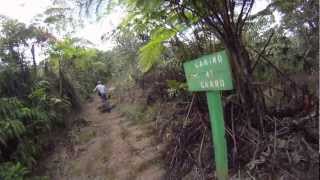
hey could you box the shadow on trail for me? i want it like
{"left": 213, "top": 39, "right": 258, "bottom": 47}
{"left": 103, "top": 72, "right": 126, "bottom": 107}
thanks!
{"left": 97, "top": 103, "right": 116, "bottom": 113}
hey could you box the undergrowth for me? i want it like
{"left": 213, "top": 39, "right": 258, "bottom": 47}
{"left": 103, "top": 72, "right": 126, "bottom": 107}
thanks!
{"left": 117, "top": 103, "right": 157, "bottom": 126}
{"left": 0, "top": 80, "right": 72, "bottom": 179}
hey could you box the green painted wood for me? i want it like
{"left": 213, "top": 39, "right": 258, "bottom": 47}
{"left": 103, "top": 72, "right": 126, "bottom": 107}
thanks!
{"left": 183, "top": 50, "right": 233, "bottom": 180}
{"left": 206, "top": 91, "right": 228, "bottom": 180}
{"left": 183, "top": 50, "right": 233, "bottom": 91}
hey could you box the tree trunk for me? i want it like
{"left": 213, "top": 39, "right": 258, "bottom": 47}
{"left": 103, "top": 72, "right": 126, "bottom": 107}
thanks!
{"left": 31, "top": 44, "right": 37, "bottom": 75}
{"left": 59, "top": 57, "right": 63, "bottom": 97}
{"left": 223, "top": 36, "right": 267, "bottom": 133}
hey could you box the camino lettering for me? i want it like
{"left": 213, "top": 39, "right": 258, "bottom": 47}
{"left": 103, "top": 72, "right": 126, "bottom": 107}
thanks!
{"left": 194, "top": 55, "right": 223, "bottom": 69}
{"left": 214, "top": 80, "right": 219, "bottom": 87}
{"left": 217, "top": 55, "right": 222, "bottom": 64}
{"left": 212, "top": 56, "right": 217, "bottom": 64}
{"left": 204, "top": 59, "right": 208, "bottom": 66}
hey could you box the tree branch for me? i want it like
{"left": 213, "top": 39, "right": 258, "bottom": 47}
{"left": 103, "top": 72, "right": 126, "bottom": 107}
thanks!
{"left": 236, "top": 0, "right": 248, "bottom": 29}
{"left": 250, "top": 31, "right": 274, "bottom": 73}
{"left": 238, "top": 0, "right": 254, "bottom": 34}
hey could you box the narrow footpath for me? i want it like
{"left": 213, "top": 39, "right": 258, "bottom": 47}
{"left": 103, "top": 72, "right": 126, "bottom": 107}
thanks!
{"left": 39, "top": 97, "right": 165, "bottom": 180}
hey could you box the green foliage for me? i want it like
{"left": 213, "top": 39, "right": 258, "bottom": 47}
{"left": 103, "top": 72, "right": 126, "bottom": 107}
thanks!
{"left": 118, "top": 103, "right": 157, "bottom": 126}
{"left": 138, "top": 28, "right": 177, "bottom": 72}
{"left": 0, "top": 0, "right": 318, "bottom": 179}
{"left": 0, "top": 11, "right": 112, "bottom": 180}
{"left": 40, "top": 6, "right": 81, "bottom": 35}
{"left": 13, "top": 139, "right": 38, "bottom": 168}
{"left": 248, "top": 0, "right": 319, "bottom": 75}
{"left": 166, "top": 80, "right": 187, "bottom": 97}
{"left": 0, "top": 81, "right": 72, "bottom": 178}
{"left": 48, "top": 38, "right": 110, "bottom": 98}
{"left": 0, "top": 93, "right": 67, "bottom": 167}
{"left": 0, "top": 162, "right": 28, "bottom": 180}
{"left": 119, "top": 103, "right": 145, "bottom": 122}
{"left": 0, "top": 17, "right": 52, "bottom": 65}
{"left": 0, "top": 98, "right": 26, "bottom": 145}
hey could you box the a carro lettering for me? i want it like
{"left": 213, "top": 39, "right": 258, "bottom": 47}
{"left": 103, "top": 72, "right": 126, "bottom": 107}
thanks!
{"left": 200, "top": 80, "right": 225, "bottom": 89}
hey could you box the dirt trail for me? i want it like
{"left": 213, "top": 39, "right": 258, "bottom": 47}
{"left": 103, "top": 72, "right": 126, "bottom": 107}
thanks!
{"left": 40, "top": 97, "right": 165, "bottom": 180}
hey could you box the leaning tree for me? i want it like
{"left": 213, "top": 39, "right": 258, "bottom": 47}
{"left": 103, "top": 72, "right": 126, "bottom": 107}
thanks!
{"left": 165, "top": 0, "right": 266, "bottom": 112}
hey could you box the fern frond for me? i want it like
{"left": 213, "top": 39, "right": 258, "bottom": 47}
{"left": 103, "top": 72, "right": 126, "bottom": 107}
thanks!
{"left": 138, "top": 28, "right": 178, "bottom": 72}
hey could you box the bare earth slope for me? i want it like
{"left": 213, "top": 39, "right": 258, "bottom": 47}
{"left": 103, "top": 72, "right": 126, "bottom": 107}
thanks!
{"left": 40, "top": 97, "right": 164, "bottom": 180}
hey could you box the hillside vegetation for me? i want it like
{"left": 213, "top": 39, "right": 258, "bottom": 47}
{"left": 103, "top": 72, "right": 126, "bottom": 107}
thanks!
{"left": 0, "top": 0, "right": 318, "bottom": 179}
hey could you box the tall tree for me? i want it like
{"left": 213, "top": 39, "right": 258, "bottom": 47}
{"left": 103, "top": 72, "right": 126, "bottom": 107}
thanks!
{"left": 79, "top": 0, "right": 267, "bottom": 111}
{"left": 0, "top": 17, "right": 53, "bottom": 73}
{"left": 163, "top": 0, "right": 266, "bottom": 111}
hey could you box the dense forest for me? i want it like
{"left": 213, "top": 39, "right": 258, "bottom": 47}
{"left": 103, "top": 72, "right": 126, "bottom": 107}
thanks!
{"left": 0, "top": 0, "right": 318, "bottom": 179}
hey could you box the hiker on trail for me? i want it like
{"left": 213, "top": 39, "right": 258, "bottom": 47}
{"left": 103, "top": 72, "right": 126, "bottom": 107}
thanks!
{"left": 93, "top": 81, "right": 107, "bottom": 104}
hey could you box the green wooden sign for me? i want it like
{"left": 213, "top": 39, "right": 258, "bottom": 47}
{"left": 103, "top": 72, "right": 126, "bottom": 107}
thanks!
{"left": 183, "top": 50, "right": 233, "bottom": 91}
{"left": 183, "top": 50, "right": 233, "bottom": 180}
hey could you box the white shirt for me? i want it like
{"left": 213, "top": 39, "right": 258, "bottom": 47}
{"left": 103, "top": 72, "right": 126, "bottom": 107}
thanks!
{"left": 94, "top": 84, "right": 107, "bottom": 94}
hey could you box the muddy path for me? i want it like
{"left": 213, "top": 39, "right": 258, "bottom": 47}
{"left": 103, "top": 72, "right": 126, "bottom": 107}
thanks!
{"left": 38, "top": 97, "right": 165, "bottom": 180}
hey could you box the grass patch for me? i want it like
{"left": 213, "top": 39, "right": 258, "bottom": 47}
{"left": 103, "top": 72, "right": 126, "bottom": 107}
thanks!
{"left": 117, "top": 103, "right": 157, "bottom": 126}
{"left": 70, "top": 129, "right": 97, "bottom": 145}
{"left": 129, "top": 155, "right": 164, "bottom": 179}
{"left": 70, "top": 160, "right": 83, "bottom": 176}
{"left": 136, "top": 126, "right": 155, "bottom": 142}
{"left": 78, "top": 130, "right": 96, "bottom": 144}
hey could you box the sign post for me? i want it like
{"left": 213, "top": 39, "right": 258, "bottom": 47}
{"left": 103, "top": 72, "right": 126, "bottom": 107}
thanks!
{"left": 183, "top": 50, "right": 233, "bottom": 180}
